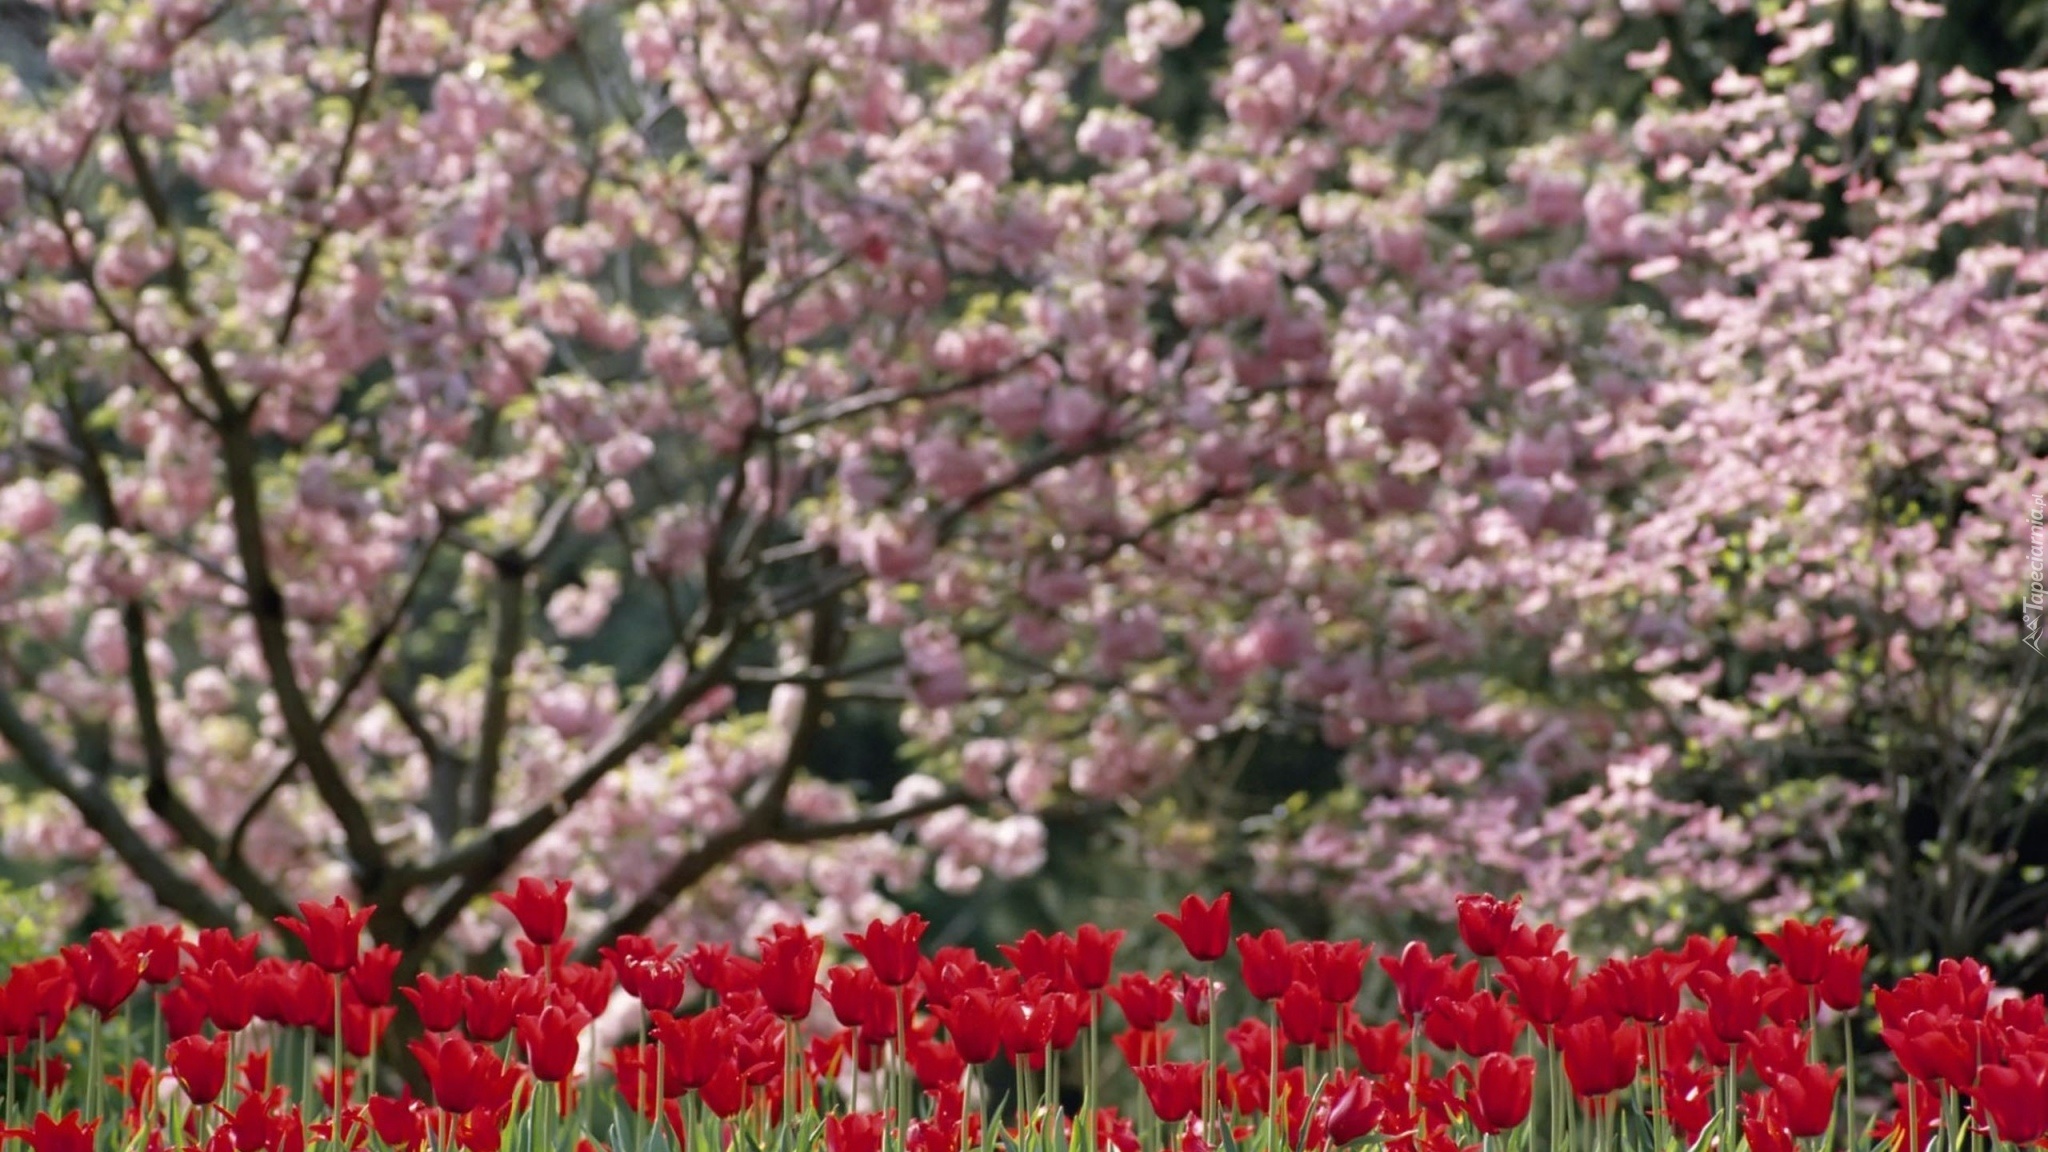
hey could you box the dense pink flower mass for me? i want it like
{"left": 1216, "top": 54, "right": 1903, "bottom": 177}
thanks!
{"left": 0, "top": 0, "right": 2043, "bottom": 979}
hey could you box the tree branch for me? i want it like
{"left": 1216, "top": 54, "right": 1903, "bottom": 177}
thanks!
{"left": 398, "top": 630, "right": 750, "bottom": 959}
{"left": 571, "top": 787, "right": 972, "bottom": 962}
{"left": 469, "top": 553, "right": 527, "bottom": 829}
{"left": 220, "top": 526, "right": 446, "bottom": 874}
{"left": 0, "top": 676, "right": 237, "bottom": 929}
{"left": 276, "top": 0, "right": 392, "bottom": 347}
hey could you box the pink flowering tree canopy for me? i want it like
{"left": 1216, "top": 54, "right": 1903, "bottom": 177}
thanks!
{"left": 1, "top": 0, "right": 2045, "bottom": 976}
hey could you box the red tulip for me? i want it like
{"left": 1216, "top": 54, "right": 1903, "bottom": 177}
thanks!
{"left": 1755, "top": 918, "right": 1843, "bottom": 987}
{"left": 1236, "top": 929, "right": 1294, "bottom": 1003}
{"left": 60, "top": 932, "right": 142, "bottom": 1019}
{"left": 1454, "top": 894, "right": 1523, "bottom": 959}
{"left": 757, "top": 924, "right": 825, "bottom": 1019}
{"left": 1156, "top": 894, "right": 1232, "bottom": 963}
{"left": 1276, "top": 981, "right": 1331, "bottom": 1048}
{"left": 184, "top": 961, "right": 257, "bottom": 1033}
{"left": 0, "top": 1112, "right": 99, "bottom": 1152}
{"left": 997, "top": 930, "right": 1073, "bottom": 987}
{"left": 1819, "top": 944, "right": 1867, "bottom": 1012}
{"left": 348, "top": 945, "right": 403, "bottom": 1008}
{"left": 1379, "top": 941, "right": 1461, "bottom": 1020}
{"left": 1072, "top": 925, "right": 1127, "bottom": 991}
{"left": 1464, "top": 1052, "right": 1536, "bottom": 1134}
{"left": 126, "top": 925, "right": 186, "bottom": 985}
{"left": 462, "top": 972, "right": 542, "bottom": 1043}
{"left": 492, "top": 877, "right": 573, "bottom": 946}
{"left": 402, "top": 972, "right": 468, "bottom": 1033}
{"left": 1324, "top": 1074, "right": 1385, "bottom": 1143}
{"left": 276, "top": 897, "right": 374, "bottom": 974}
{"left": 185, "top": 928, "right": 262, "bottom": 975}
{"left": 167, "top": 1034, "right": 231, "bottom": 1106}
{"left": 1971, "top": 1054, "right": 2048, "bottom": 1145}
{"left": 1695, "top": 969, "right": 1766, "bottom": 1046}
{"left": 845, "top": 915, "right": 927, "bottom": 987}
{"left": 1343, "top": 1018, "right": 1409, "bottom": 1077}
{"left": 1428, "top": 991, "right": 1526, "bottom": 1058}
{"left": 934, "top": 988, "right": 1008, "bottom": 1065}
{"left": 623, "top": 956, "right": 688, "bottom": 1014}
{"left": 1496, "top": 951, "right": 1578, "bottom": 1032}
{"left": 1108, "top": 972, "right": 1180, "bottom": 1032}
{"left": 1558, "top": 1017, "right": 1643, "bottom": 1105}
{"left": 517, "top": 1002, "right": 594, "bottom": 1083}
{"left": 410, "top": 1036, "right": 520, "bottom": 1115}
{"left": 367, "top": 1094, "right": 427, "bottom": 1149}
{"left": 1299, "top": 939, "right": 1372, "bottom": 1005}
{"left": 824, "top": 1113, "right": 888, "bottom": 1152}
{"left": 653, "top": 1009, "right": 733, "bottom": 1090}
{"left": 1133, "top": 1061, "right": 1206, "bottom": 1123}
{"left": 1770, "top": 1062, "right": 1842, "bottom": 1138}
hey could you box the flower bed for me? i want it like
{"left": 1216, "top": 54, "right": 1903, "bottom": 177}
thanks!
{"left": 2, "top": 884, "right": 2043, "bottom": 1152}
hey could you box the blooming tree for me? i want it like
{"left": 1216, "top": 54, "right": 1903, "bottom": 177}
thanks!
{"left": 0, "top": 0, "right": 2044, "bottom": 979}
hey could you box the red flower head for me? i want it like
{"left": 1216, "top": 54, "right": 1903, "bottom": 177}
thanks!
{"left": 1694, "top": 969, "right": 1767, "bottom": 1047}
{"left": 1178, "top": 975, "right": 1216, "bottom": 1026}
{"left": 183, "top": 961, "right": 257, "bottom": 1033}
{"left": 1324, "top": 1074, "right": 1386, "bottom": 1144}
{"left": 1586, "top": 954, "right": 1686, "bottom": 1026}
{"left": 1819, "top": 944, "right": 1868, "bottom": 1012}
{"left": 1236, "top": 929, "right": 1295, "bottom": 1003}
{"left": 652, "top": 1009, "right": 733, "bottom": 1090}
{"left": 366, "top": 1094, "right": 427, "bottom": 1150}
{"left": 1972, "top": 1054, "right": 2048, "bottom": 1146}
{"left": 1, "top": 1112, "right": 99, "bottom": 1152}
{"left": 1112, "top": 1027, "right": 1176, "bottom": 1068}
{"left": 61, "top": 931, "right": 143, "bottom": 1019}
{"left": 1072, "top": 925, "right": 1127, "bottom": 992}
{"left": 1454, "top": 894, "right": 1524, "bottom": 959}
{"left": 1156, "top": 894, "right": 1232, "bottom": 963}
{"left": 1755, "top": 918, "right": 1843, "bottom": 987}
{"left": 1882, "top": 1012, "right": 1979, "bottom": 1088}
{"left": 1428, "top": 991, "right": 1526, "bottom": 1058}
{"left": 409, "top": 1036, "right": 521, "bottom": 1115}
{"left": 1132, "top": 1061, "right": 1207, "bottom": 1123}
{"left": 824, "top": 965, "right": 893, "bottom": 1034}
{"left": 347, "top": 945, "right": 403, "bottom": 1008}
{"left": 158, "top": 982, "right": 208, "bottom": 1040}
{"left": 276, "top": 897, "right": 374, "bottom": 974}
{"left": 1343, "top": 1018, "right": 1410, "bottom": 1078}
{"left": 1379, "top": 941, "right": 1462, "bottom": 1021}
{"left": 462, "top": 972, "right": 543, "bottom": 1043}
{"left": 998, "top": 930, "right": 1074, "bottom": 988}
{"left": 1770, "top": 1062, "right": 1843, "bottom": 1138}
{"left": 1496, "top": 951, "right": 1579, "bottom": 1032}
{"left": 757, "top": 925, "right": 825, "bottom": 1019}
{"left": 125, "top": 925, "right": 187, "bottom": 985}
{"left": 401, "top": 972, "right": 468, "bottom": 1033}
{"left": 1108, "top": 973, "right": 1179, "bottom": 1032}
{"left": 1300, "top": 939, "right": 1373, "bottom": 1005}
{"left": 1558, "top": 1017, "right": 1643, "bottom": 1106}
{"left": 1464, "top": 1052, "right": 1536, "bottom": 1134}
{"left": 1277, "top": 981, "right": 1337, "bottom": 1048}
{"left": 492, "top": 878, "right": 572, "bottom": 946}
{"left": 168, "top": 1034, "right": 232, "bottom": 1106}
{"left": 624, "top": 957, "right": 688, "bottom": 1014}
{"left": 185, "top": 928, "right": 262, "bottom": 975}
{"left": 933, "top": 987, "right": 1009, "bottom": 1065}
{"left": 516, "top": 1001, "right": 594, "bottom": 1083}
{"left": 846, "top": 914, "right": 928, "bottom": 987}
{"left": 824, "top": 1113, "right": 888, "bottom": 1152}
{"left": 1659, "top": 1063, "right": 1720, "bottom": 1144}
